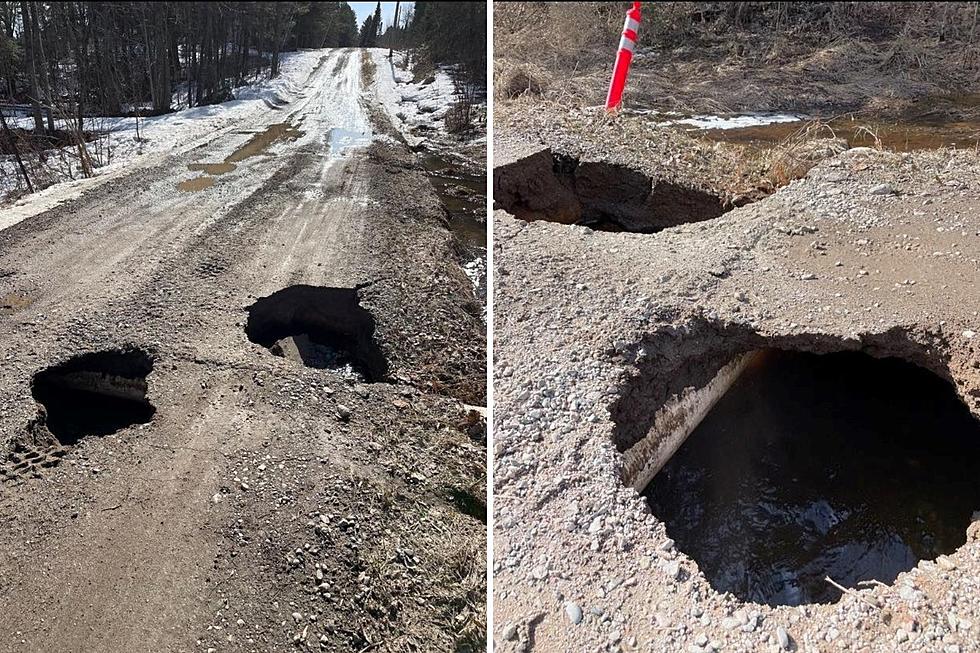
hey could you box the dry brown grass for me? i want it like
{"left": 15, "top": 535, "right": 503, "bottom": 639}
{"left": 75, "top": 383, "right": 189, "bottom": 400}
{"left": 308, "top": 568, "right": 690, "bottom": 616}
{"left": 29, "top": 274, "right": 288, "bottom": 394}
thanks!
{"left": 757, "top": 121, "right": 850, "bottom": 189}
{"left": 495, "top": 2, "right": 980, "bottom": 113}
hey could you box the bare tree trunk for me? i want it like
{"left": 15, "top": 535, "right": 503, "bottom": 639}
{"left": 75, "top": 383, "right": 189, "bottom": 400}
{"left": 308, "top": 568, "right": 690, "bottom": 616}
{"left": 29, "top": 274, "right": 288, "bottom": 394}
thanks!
{"left": 388, "top": 1, "right": 400, "bottom": 59}
{"left": 0, "top": 109, "right": 34, "bottom": 192}
{"left": 30, "top": 2, "right": 56, "bottom": 132}
{"left": 20, "top": 1, "right": 44, "bottom": 133}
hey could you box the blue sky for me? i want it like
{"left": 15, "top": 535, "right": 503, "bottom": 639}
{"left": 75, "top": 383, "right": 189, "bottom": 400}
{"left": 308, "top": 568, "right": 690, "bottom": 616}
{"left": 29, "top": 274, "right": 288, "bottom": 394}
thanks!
{"left": 348, "top": 2, "right": 413, "bottom": 30}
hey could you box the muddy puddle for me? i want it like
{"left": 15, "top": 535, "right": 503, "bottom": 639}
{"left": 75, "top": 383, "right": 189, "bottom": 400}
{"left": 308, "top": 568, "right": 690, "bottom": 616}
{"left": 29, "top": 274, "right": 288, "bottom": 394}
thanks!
{"left": 420, "top": 152, "right": 487, "bottom": 305}
{"left": 636, "top": 93, "right": 980, "bottom": 151}
{"left": 644, "top": 349, "right": 980, "bottom": 607}
{"left": 0, "top": 292, "right": 31, "bottom": 315}
{"left": 178, "top": 122, "right": 303, "bottom": 191}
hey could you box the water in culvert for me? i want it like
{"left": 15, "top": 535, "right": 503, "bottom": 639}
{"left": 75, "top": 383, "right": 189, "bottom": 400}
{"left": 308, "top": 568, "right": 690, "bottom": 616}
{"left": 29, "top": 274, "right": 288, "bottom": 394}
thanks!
{"left": 645, "top": 349, "right": 980, "bottom": 606}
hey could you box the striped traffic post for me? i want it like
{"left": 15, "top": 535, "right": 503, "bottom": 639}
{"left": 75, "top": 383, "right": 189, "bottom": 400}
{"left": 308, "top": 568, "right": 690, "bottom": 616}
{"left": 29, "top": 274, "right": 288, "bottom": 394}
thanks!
{"left": 605, "top": 2, "right": 641, "bottom": 111}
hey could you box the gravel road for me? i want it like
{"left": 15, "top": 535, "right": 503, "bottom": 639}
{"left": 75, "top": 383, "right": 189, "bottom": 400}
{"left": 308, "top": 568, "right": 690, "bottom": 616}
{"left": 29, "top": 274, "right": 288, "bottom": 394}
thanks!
{"left": 0, "top": 48, "right": 486, "bottom": 652}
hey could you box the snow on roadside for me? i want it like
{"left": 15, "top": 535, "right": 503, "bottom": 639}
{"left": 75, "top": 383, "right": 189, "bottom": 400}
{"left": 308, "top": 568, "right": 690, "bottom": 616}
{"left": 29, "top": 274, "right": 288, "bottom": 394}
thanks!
{"left": 1, "top": 48, "right": 332, "bottom": 229}
{"left": 366, "top": 48, "right": 485, "bottom": 152}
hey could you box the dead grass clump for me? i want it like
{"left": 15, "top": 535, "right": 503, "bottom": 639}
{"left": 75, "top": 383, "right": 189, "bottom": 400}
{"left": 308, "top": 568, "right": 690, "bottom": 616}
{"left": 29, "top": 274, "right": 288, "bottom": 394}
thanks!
{"left": 361, "top": 49, "right": 377, "bottom": 88}
{"left": 441, "top": 537, "right": 487, "bottom": 652}
{"left": 494, "top": 61, "right": 550, "bottom": 100}
{"left": 761, "top": 121, "right": 850, "bottom": 188}
{"left": 445, "top": 101, "right": 474, "bottom": 134}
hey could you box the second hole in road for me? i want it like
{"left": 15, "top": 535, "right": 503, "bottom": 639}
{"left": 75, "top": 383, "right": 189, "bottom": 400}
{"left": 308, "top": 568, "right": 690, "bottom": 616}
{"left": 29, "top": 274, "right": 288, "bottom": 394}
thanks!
{"left": 245, "top": 285, "right": 388, "bottom": 382}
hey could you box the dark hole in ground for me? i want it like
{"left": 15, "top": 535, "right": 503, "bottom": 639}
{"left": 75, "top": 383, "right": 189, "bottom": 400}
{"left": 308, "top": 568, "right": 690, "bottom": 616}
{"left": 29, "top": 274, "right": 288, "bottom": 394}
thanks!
{"left": 31, "top": 348, "right": 155, "bottom": 446}
{"left": 493, "top": 149, "right": 730, "bottom": 232}
{"left": 644, "top": 348, "right": 980, "bottom": 607}
{"left": 245, "top": 285, "right": 388, "bottom": 382}
{"left": 447, "top": 487, "right": 488, "bottom": 524}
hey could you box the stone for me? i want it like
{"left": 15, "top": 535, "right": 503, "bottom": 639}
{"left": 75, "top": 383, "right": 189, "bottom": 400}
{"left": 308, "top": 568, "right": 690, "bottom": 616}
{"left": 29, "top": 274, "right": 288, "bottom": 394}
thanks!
{"left": 870, "top": 183, "right": 895, "bottom": 195}
{"left": 502, "top": 623, "right": 518, "bottom": 640}
{"left": 565, "top": 602, "right": 583, "bottom": 625}
{"left": 776, "top": 625, "right": 790, "bottom": 650}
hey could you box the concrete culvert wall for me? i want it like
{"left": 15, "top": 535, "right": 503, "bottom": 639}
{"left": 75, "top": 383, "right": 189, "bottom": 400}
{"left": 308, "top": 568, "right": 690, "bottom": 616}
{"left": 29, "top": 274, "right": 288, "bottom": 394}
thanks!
{"left": 493, "top": 148, "right": 729, "bottom": 232}
{"left": 31, "top": 348, "right": 155, "bottom": 446}
{"left": 613, "top": 320, "right": 980, "bottom": 607}
{"left": 245, "top": 285, "right": 388, "bottom": 382}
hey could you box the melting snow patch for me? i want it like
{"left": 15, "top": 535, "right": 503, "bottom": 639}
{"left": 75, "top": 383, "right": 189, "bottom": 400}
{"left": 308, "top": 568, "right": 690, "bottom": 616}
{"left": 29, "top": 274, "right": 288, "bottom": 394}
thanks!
{"left": 657, "top": 112, "right": 806, "bottom": 130}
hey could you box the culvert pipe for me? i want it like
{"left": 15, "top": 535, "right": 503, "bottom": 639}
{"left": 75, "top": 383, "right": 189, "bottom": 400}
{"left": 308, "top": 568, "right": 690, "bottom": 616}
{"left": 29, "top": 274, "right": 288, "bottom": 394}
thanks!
{"left": 623, "top": 350, "right": 761, "bottom": 492}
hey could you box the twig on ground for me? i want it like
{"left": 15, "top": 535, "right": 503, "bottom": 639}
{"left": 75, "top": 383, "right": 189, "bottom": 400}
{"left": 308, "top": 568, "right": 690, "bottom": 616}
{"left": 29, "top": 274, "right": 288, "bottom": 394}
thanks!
{"left": 825, "top": 576, "right": 881, "bottom": 609}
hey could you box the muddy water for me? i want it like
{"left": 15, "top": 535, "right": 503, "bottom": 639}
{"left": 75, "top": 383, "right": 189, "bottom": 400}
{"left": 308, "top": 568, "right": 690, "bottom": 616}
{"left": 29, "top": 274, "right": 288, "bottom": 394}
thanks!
{"left": 179, "top": 122, "right": 303, "bottom": 191}
{"left": 420, "top": 152, "right": 487, "bottom": 305}
{"left": 645, "top": 349, "right": 980, "bottom": 606}
{"left": 177, "top": 176, "right": 215, "bottom": 192}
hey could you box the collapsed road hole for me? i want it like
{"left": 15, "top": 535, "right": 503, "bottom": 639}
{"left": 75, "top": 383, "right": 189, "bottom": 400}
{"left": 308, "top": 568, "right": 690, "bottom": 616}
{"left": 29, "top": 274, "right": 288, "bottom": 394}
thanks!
{"left": 492, "top": 149, "right": 730, "bottom": 232}
{"left": 244, "top": 285, "right": 387, "bottom": 381}
{"left": 31, "top": 348, "right": 155, "bottom": 446}
{"left": 613, "top": 329, "right": 980, "bottom": 606}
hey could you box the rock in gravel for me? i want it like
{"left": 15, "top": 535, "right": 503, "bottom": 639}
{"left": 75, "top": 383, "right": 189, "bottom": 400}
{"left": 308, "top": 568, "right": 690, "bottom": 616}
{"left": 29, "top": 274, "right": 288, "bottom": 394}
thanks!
{"left": 336, "top": 404, "right": 351, "bottom": 421}
{"left": 870, "top": 183, "right": 895, "bottom": 195}
{"left": 776, "top": 625, "right": 790, "bottom": 650}
{"left": 565, "top": 602, "right": 583, "bottom": 625}
{"left": 502, "top": 622, "right": 518, "bottom": 640}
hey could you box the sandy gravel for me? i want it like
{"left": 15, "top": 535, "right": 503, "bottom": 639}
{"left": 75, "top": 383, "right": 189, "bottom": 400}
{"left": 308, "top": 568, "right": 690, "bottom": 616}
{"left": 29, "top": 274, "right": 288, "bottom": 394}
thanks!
{"left": 492, "top": 133, "right": 980, "bottom": 653}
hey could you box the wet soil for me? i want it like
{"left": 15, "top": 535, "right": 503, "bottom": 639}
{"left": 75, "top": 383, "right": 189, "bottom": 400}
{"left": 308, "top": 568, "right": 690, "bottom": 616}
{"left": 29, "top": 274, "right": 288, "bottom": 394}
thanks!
{"left": 177, "top": 176, "right": 215, "bottom": 192}
{"left": 645, "top": 349, "right": 980, "bottom": 607}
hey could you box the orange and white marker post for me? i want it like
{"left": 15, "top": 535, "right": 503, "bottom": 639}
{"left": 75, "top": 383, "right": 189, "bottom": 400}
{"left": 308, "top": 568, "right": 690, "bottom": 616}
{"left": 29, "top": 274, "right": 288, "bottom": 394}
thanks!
{"left": 605, "top": 2, "right": 642, "bottom": 111}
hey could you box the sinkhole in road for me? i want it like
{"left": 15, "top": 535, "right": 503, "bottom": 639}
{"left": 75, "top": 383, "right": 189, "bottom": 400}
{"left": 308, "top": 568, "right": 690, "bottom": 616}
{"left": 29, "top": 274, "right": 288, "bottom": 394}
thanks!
{"left": 493, "top": 149, "right": 731, "bottom": 232}
{"left": 31, "top": 348, "right": 156, "bottom": 446}
{"left": 630, "top": 346, "right": 980, "bottom": 607}
{"left": 245, "top": 285, "right": 388, "bottom": 382}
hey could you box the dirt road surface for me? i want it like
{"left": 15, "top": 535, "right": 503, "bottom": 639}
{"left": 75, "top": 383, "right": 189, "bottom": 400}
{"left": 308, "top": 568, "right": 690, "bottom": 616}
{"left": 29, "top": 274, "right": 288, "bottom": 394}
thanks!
{"left": 493, "top": 134, "right": 980, "bottom": 652}
{"left": 0, "top": 48, "right": 485, "bottom": 652}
